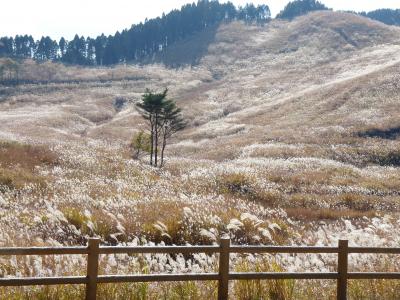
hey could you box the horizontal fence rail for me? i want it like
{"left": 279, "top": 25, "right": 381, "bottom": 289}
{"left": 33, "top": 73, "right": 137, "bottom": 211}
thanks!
{"left": 0, "top": 239, "right": 399, "bottom": 300}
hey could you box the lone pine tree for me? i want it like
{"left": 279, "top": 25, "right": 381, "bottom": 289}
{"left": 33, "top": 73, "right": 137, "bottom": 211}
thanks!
{"left": 136, "top": 89, "right": 185, "bottom": 167}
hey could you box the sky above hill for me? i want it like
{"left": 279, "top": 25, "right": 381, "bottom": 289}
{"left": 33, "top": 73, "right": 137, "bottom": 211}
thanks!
{"left": 1, "top": 0, "right": 399, "bottom": 40}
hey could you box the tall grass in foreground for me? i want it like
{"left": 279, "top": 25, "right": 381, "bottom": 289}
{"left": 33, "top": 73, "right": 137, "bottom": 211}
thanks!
{"left": 3, "top": 279, "right": 400, "bottom": 299}
{"left": 233, "top": 258, "right": 295, "bottom": 300}
{"left": 0, "top": 282, "right": 216, "bottom": 300}
{"left": 1, "top": 257, "right": 398, "bottom": 299}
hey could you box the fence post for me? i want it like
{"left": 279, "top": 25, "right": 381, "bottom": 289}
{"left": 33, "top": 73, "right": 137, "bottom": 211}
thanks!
{"left": 337, "top": 240, "right": 348, "bottom": 300}
{"left": 218, "top": 237, "right": 230, "bottom": 300}
{"left": 86, "top": 238, "right": 100, "bottom": 300}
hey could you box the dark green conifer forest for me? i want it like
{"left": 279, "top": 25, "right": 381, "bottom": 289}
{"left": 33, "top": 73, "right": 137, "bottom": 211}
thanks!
{"left": 0, "top": 1, "right": 270, "bottom": 66}
{"left": 0, "top": 0, "right": 399, "bottom": 66}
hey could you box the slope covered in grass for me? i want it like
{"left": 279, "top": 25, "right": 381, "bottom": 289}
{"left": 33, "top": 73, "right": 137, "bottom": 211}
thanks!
{"left": 0, "top": 10, "right": 400, "bottom": 298}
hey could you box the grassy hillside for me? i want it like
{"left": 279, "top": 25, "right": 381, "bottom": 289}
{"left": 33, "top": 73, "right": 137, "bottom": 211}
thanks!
{"left": 0, "top": 11, "right": 400, "bottom": 298}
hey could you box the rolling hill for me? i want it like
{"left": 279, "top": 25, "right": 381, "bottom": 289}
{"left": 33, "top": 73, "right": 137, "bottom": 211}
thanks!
{"left": 1, "top": 10, "right": 400, "bottom": 298}
{"left": 2, "top": 11, "right": 399, "bottom": 155}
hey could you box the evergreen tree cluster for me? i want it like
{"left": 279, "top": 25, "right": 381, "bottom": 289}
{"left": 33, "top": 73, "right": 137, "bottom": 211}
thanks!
{"left": 136, "top": 89, "right": 186, "bottom": 167}
{"left": 0, "top": 1, "right": 271, "bottom": 66}
{"left": 276, "top": 0, "right": 329, "bottom": 20}
{"left": 360, "top": 9, "right": 400, "bottom": 26}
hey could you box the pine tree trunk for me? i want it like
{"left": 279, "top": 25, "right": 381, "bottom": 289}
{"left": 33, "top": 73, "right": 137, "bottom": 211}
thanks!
{"left": 150, "top": 122, "right": 154, "bottom": 166}
{"left": 160, "top": 133, "right": 167, "bottom": 168}
{"left": 154, "top": 114, "right": 159, "bottom": 167}
{"left": 154, "top": 128, "right": 158, "bottom": 167}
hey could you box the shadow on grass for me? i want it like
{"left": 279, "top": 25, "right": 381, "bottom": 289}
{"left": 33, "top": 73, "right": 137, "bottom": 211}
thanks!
{"left": 139, "top": 24, "right": 219, "bottom": 68}
{"left": 359, "top": 126, "right": 400, "bottom": 140}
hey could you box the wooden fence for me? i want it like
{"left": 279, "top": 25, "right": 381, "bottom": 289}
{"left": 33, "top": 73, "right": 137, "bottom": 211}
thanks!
{"left": 0, "top": 238, "right": 399, "bottom": 300}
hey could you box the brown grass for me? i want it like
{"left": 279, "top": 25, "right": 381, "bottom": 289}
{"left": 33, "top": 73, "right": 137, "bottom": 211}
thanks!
{"left": 286, "top": 207, "right": 377, "bottom": 221}
{"left": 0, "top": 140, "right": 57, "bottom": 170}
{"left": 0, "top": 141, "right": 57, "bottom": 190}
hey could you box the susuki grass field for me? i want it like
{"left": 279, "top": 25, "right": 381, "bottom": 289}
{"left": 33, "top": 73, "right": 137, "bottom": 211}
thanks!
{"left": 0, "top": 11, "right": 400, "bottom": 299}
